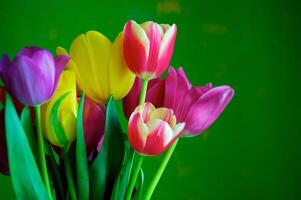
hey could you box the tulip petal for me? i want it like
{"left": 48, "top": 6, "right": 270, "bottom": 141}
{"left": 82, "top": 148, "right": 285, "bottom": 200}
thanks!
{"left": 70, "top": 31, "right": 111, "bottom": 102}
{"left": 83, "top": 98, "right": 105, "bottom": 159}
{"left": 52, "top": 55, "right": 70, "bottom": 94}
{"left": 108, "top": 33, "right": 135, "bottom": 101}
{"left": 139, "top": 102, "right": 156, "bottom": 122}
{"left": 163, "top": 67, "right": 177, "bottom": 108}
{"left": 149, "top": 107, "right": 172, "bottom": 122}
{"left": 10, "top": 56, "right": 43, "bottom": 105}
{"left": 143, "top": 120, "right": 173, "bottom": 155}
{"left": 123, "top": 20, "right": 150, "bottom": 76}
{"left": 141, "top": 22, "right": 163, "bottom": 75}
{"left": 0, "top": 54, "right": 10, "bottom": 75}
{"left": 128, "top": 113, "right": 149, "bottom": 153}
{"left": 173, "top": 67, "right": 192, "bottom": 118}
{"left": 123, "top": 78, "right": 141, "bottom": 118}
{"left": 155, "top": 24, "right": 177, "bottom": 76}
{"left": 146, "top": 78, "right": 164, "bottom": 108}
{"left": 184, "top": 86, "right": 234, "bottom": 135}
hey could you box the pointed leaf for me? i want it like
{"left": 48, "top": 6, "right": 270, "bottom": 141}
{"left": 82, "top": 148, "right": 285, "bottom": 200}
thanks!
{"left": 111, "top": 142, "right": 134, "bottom": 200}
{"left": 76, "top": 92, "right": 89, "bottom": 200}
{"left": 5, "top": 93, "right": 49, "bottom": 199}
{"left": 90, "top": 97, "right": 125, "bottom": 200}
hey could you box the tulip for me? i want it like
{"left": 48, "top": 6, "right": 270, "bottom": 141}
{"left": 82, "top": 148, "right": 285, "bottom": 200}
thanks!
{"left": 123, "top": 67, "right": 234, "bottom": 136}
{"left": 82, "top": 97, "right": 105, "bottom": 159}
{"left": 123, "top": 20, "right": 177, "bottom": 80}
{"left": 0, "top": 46, "right": 70, "bottom": 106}
{"left": 56, "top": 31, "right": 135, "bottom": 103}
{"left": 128, "top": 102, "right": 185, "bottom": 156}
{"left": 41, "top": 70, "right": 78, "bottom": 147}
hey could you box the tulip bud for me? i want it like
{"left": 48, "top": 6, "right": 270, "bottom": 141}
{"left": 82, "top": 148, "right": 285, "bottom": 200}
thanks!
{"left": 0, "top": 46, "right": 69, "bottom": 106}
{"left": 128, "top": 102, "right": 185, "bottom": 156}
{"left": 123, "top": 20, "right": 177, "bottom": 80}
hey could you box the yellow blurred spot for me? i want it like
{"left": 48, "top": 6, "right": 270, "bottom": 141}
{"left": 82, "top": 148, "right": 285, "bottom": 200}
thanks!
{"left": 177, "top": 166, "right": 190, "bottom": 177}
{"left": 49, "top": 28, "right": 58, "bottom": 40}
{"left": 201, "top": 131, "right": 209, "bottom": 140}
{"left": 157, "top": 0, "right": 182, "bottom": 14}
{"left": 202, "top": 24, "right": 228, "bottom": 35}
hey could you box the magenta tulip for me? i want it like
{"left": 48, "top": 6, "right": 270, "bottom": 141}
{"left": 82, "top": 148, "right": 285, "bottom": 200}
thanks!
{"left": 123, "top": 67, "right": 234, "bottom": 136}
{"left": 123, "top": 20, "right": 177, "bottom": 80}
{"left": 0, "top": 46, "right": 70, "bottom": 105}
{"left": 128, "top": 102, "right": 185, "bottom": 156}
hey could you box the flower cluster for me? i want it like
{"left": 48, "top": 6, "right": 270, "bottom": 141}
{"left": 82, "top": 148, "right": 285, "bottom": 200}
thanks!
{"left": 0, "top": 20, "right": 234, "bottom": 200}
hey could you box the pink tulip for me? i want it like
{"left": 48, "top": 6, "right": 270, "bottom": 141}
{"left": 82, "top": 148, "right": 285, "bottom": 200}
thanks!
{"left": 128, "top": 102, "right": 185, "bottom": 156}
{"left": 123, "top": 20, "right": 177, "bottom": 80}
{"left": 123, "top": 67, "right": 234, "bottom": 136}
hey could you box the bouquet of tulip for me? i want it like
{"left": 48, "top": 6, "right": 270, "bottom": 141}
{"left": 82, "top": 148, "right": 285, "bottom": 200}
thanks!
{"left": 0, "top": 20, "right": 234, "bottom": 200}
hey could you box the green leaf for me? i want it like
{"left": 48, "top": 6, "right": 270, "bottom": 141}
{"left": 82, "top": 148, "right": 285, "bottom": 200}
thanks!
{"left": 5, "top": 93, "right": 49, "bottom": 200}
{"left": 111, "top": 142, "right": 134, "bottom": 200}
{"left": 134, "top": 169, "right": 144, "bottom": 200}
{"left": 115, "top": 100, "right": 129, "bottom": 134}
{"left": 76, "top": 92, "right": 89, "bottom": 200}
{"left": 51, "top": 92, "right": 69, "bottom": 146}
{"left": 20, "top": 106, "right": 37, "bottom": 160}
{"left": 90, "top": 97, "right": 125, "bottom": 200}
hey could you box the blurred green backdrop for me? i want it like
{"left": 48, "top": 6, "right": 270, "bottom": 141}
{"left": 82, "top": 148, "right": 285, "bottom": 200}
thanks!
{"left": 0, "top": 0, "right": 300, "bottom": 199}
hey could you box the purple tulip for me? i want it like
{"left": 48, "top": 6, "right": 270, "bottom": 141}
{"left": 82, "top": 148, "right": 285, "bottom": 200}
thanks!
{"left": 123, "top": 67, "right": 234, "bottom": 136}
{"left": 0, "top": 46, "right": 70, "bottom": 105}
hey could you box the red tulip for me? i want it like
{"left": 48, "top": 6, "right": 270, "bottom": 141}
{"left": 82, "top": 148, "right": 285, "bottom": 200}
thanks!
{"left": 82, "top": 98, "right": 106, "bottom": 159}
{"left": 128, "top": 102, "right": 185, "bottom": 156}
{"left": 123, "top": 20, "right": 177, "bottom": 80}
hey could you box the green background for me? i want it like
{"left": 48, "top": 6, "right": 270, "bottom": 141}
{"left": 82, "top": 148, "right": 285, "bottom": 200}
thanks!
{"left": 0, "top": 0, "right": 300, "bottom": 199}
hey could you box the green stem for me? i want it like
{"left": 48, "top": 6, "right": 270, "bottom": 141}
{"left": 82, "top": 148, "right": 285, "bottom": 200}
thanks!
{"left": 126, "top": 153, "right": 144, "bottom": 200}
{"left": 143, "top": 139, "right": 179, "bottom": 200}
{"left": 63, "top": 148, "right": 77, "bottom": 200}
{"left": 34, "top": 105, "right": 52, "bottom": 200}
{"left": 125, "top": 78, "right": 148, "bottom": 199}
{"left": 139, "top": 79, "right": 149, "bottom": 105}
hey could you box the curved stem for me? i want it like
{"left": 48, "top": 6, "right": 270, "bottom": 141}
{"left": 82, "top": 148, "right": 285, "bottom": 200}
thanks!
{"left": 63, "top": 148, "right": 77, "bottom": 200}
{"left": 143, "top": 139, "right": 179, "bottom": 200}
{"left": 139, "top": 79, "right": 149, "bottom": 105}
{"left": 34, "top": 105, "right": 52, "bottom": 200}
{"left": 126, "top": 153, "right": 144, "bottom": 200}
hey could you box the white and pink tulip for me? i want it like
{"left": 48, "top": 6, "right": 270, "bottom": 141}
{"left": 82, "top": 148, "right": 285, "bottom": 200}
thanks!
{"left": 123, "top": 20, "right": 177, "bottom": 80}
{"left": 128, "top": 102, "right": 185, "bottom": 156}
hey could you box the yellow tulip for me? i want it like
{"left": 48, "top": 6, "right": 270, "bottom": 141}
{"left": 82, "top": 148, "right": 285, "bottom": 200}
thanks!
{"left": 56, "top": 31, "right": 135, "bottom": 103}
{"left": 41, "top": 69, "right": 77, "bottom": 146}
